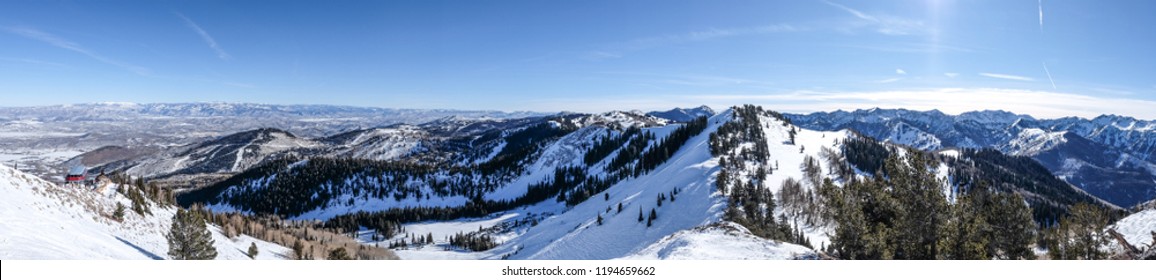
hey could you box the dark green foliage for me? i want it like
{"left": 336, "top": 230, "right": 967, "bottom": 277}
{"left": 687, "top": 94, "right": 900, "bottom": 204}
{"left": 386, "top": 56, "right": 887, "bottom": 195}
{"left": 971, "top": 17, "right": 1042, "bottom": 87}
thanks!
{"left": 449, "top": 232, "right": 497, "bottom": 251}
{"left": 840, "top": 135, "right": 892, "bottom": 176}
{"left": 949, "top": 148, "right": 1106, "bottom": 224}
{"left": 1042, "top": 203, "right": 1112, "bottom": 260}
{"left": 982, "top": 190, "right": 1037, "bottom": 259}
{"left": 584, "top": 128, "right": 638, "bottom": 166}
{"left": 826, "top": 149, "right": 947, "bottom": 259}
{"left": 825, "top": 149, "right": 1040, "bottom": 260}
{"left": 292, "top": 240, "right": 306, "bottom": 260}
{"left": 327, "top": 247, "right": 352, "bottom": 260}
{"left": 118, "top": 181, "right": 152, "bottom": 217}
{"left": 710, "top": 105, "right": 792, "bottom": 241}
{"left": 167, "top": 208, "right": 218, "bottom": 260}
{"left": 248, "top": 242, "right": 259, "bottom": 259}
{"left": 112, "top": 202, "right": 125, "bottom": 221}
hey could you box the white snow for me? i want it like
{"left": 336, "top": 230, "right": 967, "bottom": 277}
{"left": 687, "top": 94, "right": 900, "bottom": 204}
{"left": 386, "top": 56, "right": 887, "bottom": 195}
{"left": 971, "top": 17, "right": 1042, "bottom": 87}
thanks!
{"left": 0, "top": 165, "right": 289, "bottom": 260}
{"left": 1111, "top": 209, "right": 1156, "bottom": 249}
{"left": 1005, "top": 128, "right": 1068, "bottom": 156}
{"left": 485, "top": 111, "right": 734, "bottom": 260}
{"left": 938, "top": 149, "right": 961, "bottom": 158}
{"left": 617, "top": 222, "right": 815, "bottom": 260}
{"left": 884, "top": 123, "right": 942, "bottom": 150}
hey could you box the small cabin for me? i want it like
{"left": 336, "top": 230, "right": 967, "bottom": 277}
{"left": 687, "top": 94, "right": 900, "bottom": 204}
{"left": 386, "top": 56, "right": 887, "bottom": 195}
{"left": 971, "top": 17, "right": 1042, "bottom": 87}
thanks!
{"left": 65, "top": 165, "right": 86, "bottom": 184}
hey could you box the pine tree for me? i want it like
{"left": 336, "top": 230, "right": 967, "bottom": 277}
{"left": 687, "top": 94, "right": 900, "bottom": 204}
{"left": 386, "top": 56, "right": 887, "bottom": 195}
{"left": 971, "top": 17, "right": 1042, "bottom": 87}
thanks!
{"left": 328, "top": 247, "right": 353, "bottom": 260}
{"left": 248, "top": 242, "right": 259, "bottom": 259}
{"left": 113, "top": 202, "right": 125, "bottom": 221}
{"left": 638, "top": 207, "right": 644, "bottom": 222}
{"left": 166, "top": 208, "right": 218, "bottom": 260}
{"left": 292, "top": 240, "right": 306, "bottom": 260}
{"left": 597, "top": 213, "right": 603, "bottom": 226}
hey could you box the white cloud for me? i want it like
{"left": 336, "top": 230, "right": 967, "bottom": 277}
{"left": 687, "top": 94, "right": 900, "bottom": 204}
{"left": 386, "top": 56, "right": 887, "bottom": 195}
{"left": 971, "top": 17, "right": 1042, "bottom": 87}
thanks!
{"left": 875, "top": 78, "right": 903, "bottom": 84}
{"left": 944, "top": 72, "right": 959, "bottom": 78}
{"left": 823, "top": 1, "right": 928, "bottom": 36}
{"left": 824, "top": 1, "right": 876, "bottom": 22}
{"left": 683, "top": 88, "right": 1156, "bottom": 119}
{"left": 3, "top": 26, "right": 150, "bottom": 75}
{"left": 896, "top": 68, "right": 907, "bottom": 75}
{"left": 979, "top": 73, "right": 1034, "bottom": 81}
{"left": 176, "top": 13, "right": 230, "bottom": 60}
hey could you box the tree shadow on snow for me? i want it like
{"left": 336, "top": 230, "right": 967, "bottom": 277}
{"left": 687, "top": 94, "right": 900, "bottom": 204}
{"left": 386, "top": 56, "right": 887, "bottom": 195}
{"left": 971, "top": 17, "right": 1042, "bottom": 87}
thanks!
{"left": 115, "top": 236, "right": 164, "bottom": 260}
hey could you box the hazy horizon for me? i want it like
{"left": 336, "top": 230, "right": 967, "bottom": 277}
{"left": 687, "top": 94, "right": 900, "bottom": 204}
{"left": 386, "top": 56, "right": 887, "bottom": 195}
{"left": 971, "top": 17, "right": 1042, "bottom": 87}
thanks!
{"left": 3, "top": 1, "right": 1155, "bottom": 119}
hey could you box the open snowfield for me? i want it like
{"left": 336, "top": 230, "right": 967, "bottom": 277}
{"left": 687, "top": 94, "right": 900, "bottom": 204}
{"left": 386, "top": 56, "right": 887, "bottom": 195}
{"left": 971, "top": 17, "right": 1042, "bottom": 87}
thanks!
{"left": 0, "top": 165, "right": 288, "bottom": 260}
{"left": 618, "top": 222, "right": 815, "bottom": 260}
{"left": 1112, "top": 209, "right": 1156, "bottom": 249}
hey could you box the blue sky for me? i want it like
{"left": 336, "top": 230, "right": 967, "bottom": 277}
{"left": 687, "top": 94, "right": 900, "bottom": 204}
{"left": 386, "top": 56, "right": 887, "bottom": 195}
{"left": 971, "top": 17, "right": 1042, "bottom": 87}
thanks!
{"left": 2, "top": 0, "right": 1155, "bottom": 118}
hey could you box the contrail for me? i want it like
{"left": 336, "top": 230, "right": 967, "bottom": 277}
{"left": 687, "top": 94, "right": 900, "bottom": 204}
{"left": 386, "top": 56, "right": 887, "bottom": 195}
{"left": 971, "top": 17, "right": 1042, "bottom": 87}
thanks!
{"left": 1042, "top": 62, "right": 1057, "bottom": 89}
{"left": 1039, "top": 0, "right": 1044, "bottom": 31}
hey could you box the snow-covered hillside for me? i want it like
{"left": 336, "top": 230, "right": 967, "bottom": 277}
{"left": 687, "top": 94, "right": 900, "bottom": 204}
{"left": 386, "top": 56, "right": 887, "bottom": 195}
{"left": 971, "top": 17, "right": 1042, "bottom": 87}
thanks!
{"left": 0, "top": 165, "right": 288, "bottom": 260}
{"left": 360, "top": 109, "right": 841, "bottom": 260}
{"left": 618, "top": 222, "right": 815, "bottom": 260}
{"left": 787, "top": 108, "right": 1156, "bottom": 208}
{"left": 489, "top": 112, "right": 732, "bottom": 260}
{"left": 1112, "top": 209, "right": 1156, "bottom": 250}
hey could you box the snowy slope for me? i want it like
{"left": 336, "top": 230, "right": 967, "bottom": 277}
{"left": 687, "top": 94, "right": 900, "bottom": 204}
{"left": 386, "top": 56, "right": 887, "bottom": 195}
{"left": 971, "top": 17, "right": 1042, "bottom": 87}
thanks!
{"left": 484, "top": 126, "right": 608, "bottom": 201}
{"left": 326, "top": 126, "right": 426, "bottom": 161}
{"left": 1111, "top": 209, "right": 1156, "bottom": 249}
{"left": 0, "top": 165, "right": 288, "bottom": 260}
{"left": 618, "top": 222, "right": 815, "bottom": 260}
{"left": 486, "top": 111, "right": 733, "bottom": 260}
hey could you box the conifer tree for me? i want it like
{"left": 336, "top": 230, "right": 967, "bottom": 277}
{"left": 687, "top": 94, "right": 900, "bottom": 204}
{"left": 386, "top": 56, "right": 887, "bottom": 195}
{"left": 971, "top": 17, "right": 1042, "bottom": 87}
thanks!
{"left": 167, "top": 208, "right": 218, "bottom": 260}
{"left": 113, "top": 202, "right": 125, "bottom": 221}
{"left": 248, "top": 242, "right": 259, "bottom": 259}
{"left": 328, "top": 247, "right": 353, "bottom": 260}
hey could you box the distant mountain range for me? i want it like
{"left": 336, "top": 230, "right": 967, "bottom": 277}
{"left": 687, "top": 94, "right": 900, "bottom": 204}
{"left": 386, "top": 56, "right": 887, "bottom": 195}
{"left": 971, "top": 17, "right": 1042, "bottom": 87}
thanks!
{"left": 646, "top": 106, "right": 716, "bottom": 122}
{"left": 786, "top": 108, "right": 1156, "bottom": 208}
{"left": 3, "top": 103, "right": 1151, "bottom": 260}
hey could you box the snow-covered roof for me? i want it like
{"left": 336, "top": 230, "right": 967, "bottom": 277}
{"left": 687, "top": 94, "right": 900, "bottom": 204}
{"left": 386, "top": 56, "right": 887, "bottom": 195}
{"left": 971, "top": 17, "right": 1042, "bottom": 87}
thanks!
{"left": 67, "top": 166, "right": 86, "bottom": 176}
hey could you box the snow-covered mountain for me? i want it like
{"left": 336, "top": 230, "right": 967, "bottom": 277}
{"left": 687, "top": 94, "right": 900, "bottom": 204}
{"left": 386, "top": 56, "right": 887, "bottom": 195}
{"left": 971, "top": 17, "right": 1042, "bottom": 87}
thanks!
{"left": 167, "top": 106, "right": 1111, "bottom": 260}
{"left": 7, "top": 104, "right": 1147, "bottom": 260}
{"left": 0, "top": 102, "right": 547, "bottom": 181}
{"left": 0, "top": 164, "right": 290, "bottom": 260}
{"left": 647, "top": 106, "right": 716, "bottom": 123}
{"left": 787, "top": 108, "right": 1156, "bottom": 208}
